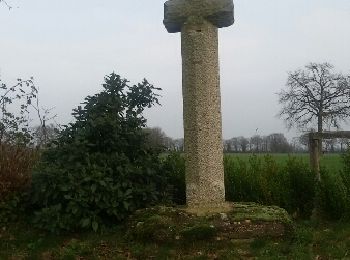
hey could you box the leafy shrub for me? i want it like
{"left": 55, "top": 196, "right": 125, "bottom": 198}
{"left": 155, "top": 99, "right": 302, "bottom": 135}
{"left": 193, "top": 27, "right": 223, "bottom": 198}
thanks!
{"left": 318, "top": 149, "right": 350, "bottom": 220}
{"left": 161, "top": 152, "right": 186, "bottom": 205}
{"left": 226, "top": 155, "right": 288, "bottom": 206}
{"left": 318, "top": 168, "right": 349, "bottom": 220}
{"left": 0, "top": 191, "right": 29, "bottom": 223}
{"left": 30, "top": 73, "right": 170, "bottom": 232}
{"left": 340, "top": 149, "right": 350, "bottom": 196}
{"left": 283, "top": 157, "right": 315, "bottom": 218}
{"left": 225, "top": 155, "right": 261, "bottom": 202}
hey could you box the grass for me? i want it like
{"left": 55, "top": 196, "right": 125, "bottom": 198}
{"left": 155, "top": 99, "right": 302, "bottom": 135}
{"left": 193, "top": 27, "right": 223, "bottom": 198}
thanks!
{"left": 1, "top": 221, "right": 349, "bottom": 259}
{"left": 225, "top": 152, "right": 344, "bottom": 172}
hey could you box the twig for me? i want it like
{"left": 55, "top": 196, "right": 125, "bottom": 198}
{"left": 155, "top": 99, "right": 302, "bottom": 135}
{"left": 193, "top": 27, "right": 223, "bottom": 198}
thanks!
{"left": 0, "top": 0, "right": 12, "bottom": 10}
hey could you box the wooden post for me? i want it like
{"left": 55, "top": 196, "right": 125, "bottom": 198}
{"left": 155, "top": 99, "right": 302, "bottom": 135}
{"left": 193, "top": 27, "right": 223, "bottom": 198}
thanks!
{"left": 309, "top": 133, "right": 320, "bottom": 181}
{"left": 308, "top": 130, "right": 350, "bottom": 219}
{"left": 309, "top": 131, "right": 350, "bottom": 180}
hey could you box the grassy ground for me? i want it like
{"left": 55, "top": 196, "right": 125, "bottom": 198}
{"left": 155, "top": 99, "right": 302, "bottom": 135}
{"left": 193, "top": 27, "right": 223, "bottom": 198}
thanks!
{"left": 1, "top": 153, "right": 348, "bottom": 259}
{"left": 225, "top": 153, "right": 344, "bottom": 173}
{"left": 1, "top": 221, "right": 350, "bottom": 259}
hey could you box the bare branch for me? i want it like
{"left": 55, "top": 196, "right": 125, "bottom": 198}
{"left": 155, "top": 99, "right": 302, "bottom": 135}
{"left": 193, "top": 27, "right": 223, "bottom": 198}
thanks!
{"left": 0, "top": 0, "right": 12, "bottom": 10}
{"left": 277, "top": 62, "right": 350, "bottom": 132}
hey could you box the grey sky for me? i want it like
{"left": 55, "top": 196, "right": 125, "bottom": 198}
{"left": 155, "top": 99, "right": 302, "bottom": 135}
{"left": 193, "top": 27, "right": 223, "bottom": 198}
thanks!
{"left": 1, "top": 0, "right": 350, "bottom": 139}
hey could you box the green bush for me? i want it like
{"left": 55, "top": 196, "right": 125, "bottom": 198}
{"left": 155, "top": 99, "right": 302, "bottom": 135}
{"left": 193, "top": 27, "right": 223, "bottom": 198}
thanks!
{"left": 318, "top": 168, "right": 349, "bottom": 220}
{"left": 340, "top": 150, "right": 350, "bottom": 196}
{"left": 224, "top": 155, "right": 257, "bottom": 202}
{"left": 318, "top": 150, "right": 350, "bottom": 220}
{"left": 0, "top": 192, "right": 29, "bottom": 224}
{"left": 161, "top": 152, "right": 186, "bottom": 205}
{"left": 30, "top": 73, "right": 170, "bottom": 232}
{"left": 283, "top": 157, "right": 315, "bottom": 218}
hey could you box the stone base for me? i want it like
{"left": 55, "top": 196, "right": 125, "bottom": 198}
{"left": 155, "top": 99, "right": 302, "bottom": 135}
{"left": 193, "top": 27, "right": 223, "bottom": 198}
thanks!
{"left": 126, "top": 202, "right": 294, "bottom": 243}
{"left": 184, "top": 202, "right": 234, "bottom": 215}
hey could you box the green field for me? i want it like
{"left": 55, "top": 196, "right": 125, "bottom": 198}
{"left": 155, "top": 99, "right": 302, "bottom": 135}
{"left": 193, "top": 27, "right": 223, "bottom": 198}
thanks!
{"left": 225, "top": 153, "right": 344, "bottom": 173}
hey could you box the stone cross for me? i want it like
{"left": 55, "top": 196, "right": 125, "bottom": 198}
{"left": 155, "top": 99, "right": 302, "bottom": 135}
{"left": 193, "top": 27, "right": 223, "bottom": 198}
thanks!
{"left": 163, "top": 0, "right": 234, "bottom": 209}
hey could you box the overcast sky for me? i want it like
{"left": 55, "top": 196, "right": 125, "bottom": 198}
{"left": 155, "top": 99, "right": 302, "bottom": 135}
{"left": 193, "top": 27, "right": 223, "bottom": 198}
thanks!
{"left": 1, "top": 0, "right": 350, "bottom": 139}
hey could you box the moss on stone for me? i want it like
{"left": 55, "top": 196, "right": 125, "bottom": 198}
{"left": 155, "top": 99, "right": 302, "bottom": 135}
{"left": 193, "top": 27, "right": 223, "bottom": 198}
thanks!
{"left": 229, "top": 203, "right": 293, "bottom": 225}
{"left": 126, "top": 203, "right": 294, "bottom": 242}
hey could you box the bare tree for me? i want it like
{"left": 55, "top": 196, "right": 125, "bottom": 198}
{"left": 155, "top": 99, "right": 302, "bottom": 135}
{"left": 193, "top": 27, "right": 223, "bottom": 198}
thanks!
{"left": 251, "top": 135, "right": 263, "bottom": 153}
{"left": 238, "top": 136, "right": 249, "bottom": 153}
{"left": 278, "top": 62, "right": 350, "bottom": 149}
{"left": 173, "top": 138, "right": 184, "bottom": 152}
{"left": 0, "top": 77, "right": 37, "bottom": 145}
{"left": 0, "top": 0, "right": 12, "bottom": 9}
{"left": 32, "top": 123, "right": 59, "bottom": 148}
{"left": 1, "top": 76, "right": 58, "bottom": 146}
{"left": 231, "top": 137, "right": 240, "bottom": 152}
{"left": 223, "top": 139, "right": 232, "bottom": 152}
{"left": 143, "top": 127, "right": 175, "bottom": 150}
{"left": 267, "top": 133, "right": 291, "bottom": 153}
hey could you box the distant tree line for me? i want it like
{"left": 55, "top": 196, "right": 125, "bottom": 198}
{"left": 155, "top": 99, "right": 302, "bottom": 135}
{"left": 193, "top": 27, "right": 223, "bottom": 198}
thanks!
{"left": 224, "top": 134, "right": 291, "bottom": 153}
{"left": 225, "top": 134, "right": 349, "bottom": 154}
{"left": 143, "top": 127, "right": 184, "bottom": 151}
{"left": 144, "top": 127, "right": 350, "bottom": 154}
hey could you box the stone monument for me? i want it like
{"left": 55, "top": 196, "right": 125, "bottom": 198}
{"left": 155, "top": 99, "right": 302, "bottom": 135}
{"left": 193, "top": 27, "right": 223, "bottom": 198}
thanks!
{"left": 163, "top": 0, "right": 234, "bottom": 209}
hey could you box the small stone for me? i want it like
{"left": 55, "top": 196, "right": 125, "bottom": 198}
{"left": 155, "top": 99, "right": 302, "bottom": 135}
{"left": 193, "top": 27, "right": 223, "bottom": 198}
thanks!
{"left": 245, "top": 219, "right": 251, "bottom": 224}
{"left": 220, "top": 213, "right": 228, "bottom": 221}
{"left": 175, "top": 235, "right": 180, "bottom": 240}
{"left": 136, "top": 222, "right": 144, "bottom": 227}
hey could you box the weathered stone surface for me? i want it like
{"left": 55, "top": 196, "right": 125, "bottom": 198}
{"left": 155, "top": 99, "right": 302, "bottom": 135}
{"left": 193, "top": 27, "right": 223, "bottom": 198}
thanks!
{"left": 126, "top": 203, "right": 294, "bottom": 242}
{"left": 164, "top": 0, "right": 234, "bottom": 33}
{"left": 181, "top": 18, "right": 225, "bottom": 207}
{"left": 163, "top": 0, "right": 234, "bottom": 209}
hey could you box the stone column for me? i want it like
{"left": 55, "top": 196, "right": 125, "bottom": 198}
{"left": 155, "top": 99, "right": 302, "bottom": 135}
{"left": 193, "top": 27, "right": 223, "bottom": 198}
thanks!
{"left": 163, "top": 0, "right": 234, "bottom": 209}
{"left": 181, "top": 18, "right": 224, "bottom": 207}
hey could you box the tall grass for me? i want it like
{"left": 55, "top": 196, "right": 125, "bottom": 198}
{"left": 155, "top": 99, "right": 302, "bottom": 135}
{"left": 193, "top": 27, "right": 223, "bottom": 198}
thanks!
{"left": 164, "top": 151, "right": 350, "bottom": 220}
{"left": 0, "top": 143, "right": 38, "bottom": 200}
{"left": 225, "top": 153, "right": 343, "bottom": 173}
{"left": 224, "top": 154, "right": 316, "bottom": 218}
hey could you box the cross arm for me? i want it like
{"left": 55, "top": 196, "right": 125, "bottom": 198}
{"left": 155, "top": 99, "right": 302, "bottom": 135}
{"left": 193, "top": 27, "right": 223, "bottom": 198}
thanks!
{"left": 164, "top": 0, "right": 234, "bottom": 33}
{"left": 309, "top": 131, "right": 350, "bottom": 140}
